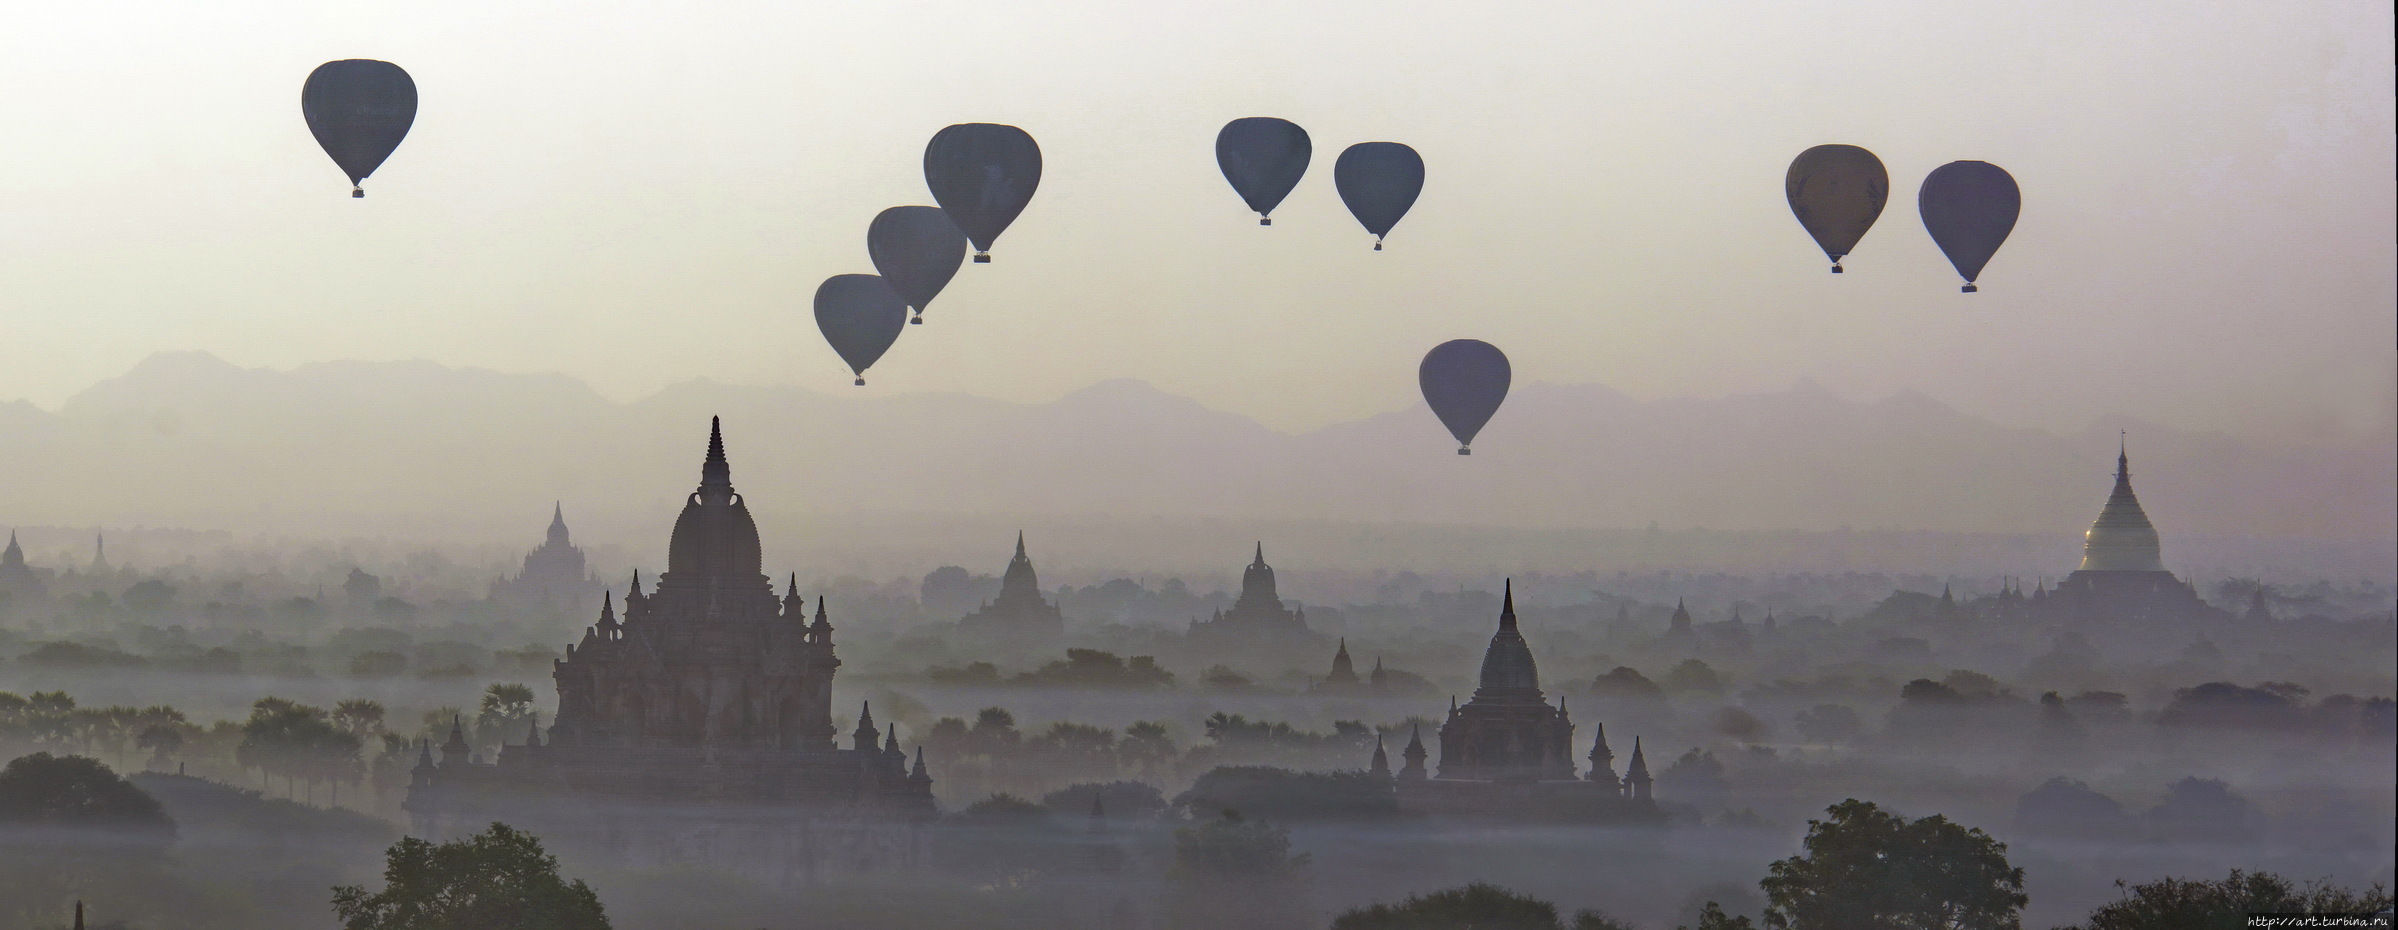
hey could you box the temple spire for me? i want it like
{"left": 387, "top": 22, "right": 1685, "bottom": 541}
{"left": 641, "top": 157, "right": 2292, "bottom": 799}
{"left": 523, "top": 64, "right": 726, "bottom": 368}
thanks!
{"left": 1015, "top": 530, "right": 1027, "bottom": 559}
{"left": 853, "top": 701, "right": 877, "bottom": 752}
{"left": 1252, "top": 541, "right": 1265, "bottom": 567}
{"left": 699, "top": 416, "right": 732, "bottom": 498}
{"left": 1399, "top": 722, "right": 1428, "bottom": 781}
{"left": 1369, "top": 734, "right": 1391, "bottom": 778}
{"left": 547, "top": 502, "right": 569, "bottom": 545}
{"left": 1625, "top": 736, "right": 1652, "bottom": 801}
{"left": 1499, "top": 578, "right": 1517, "bottom": 631}
{"left": 2078, "top": 438, "right": 2165, "bottom": 572}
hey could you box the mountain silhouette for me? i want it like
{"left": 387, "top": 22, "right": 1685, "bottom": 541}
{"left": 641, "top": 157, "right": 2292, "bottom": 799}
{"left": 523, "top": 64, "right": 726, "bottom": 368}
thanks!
{"left": 2, "top": 352, "right": 2388, "bottom": 548}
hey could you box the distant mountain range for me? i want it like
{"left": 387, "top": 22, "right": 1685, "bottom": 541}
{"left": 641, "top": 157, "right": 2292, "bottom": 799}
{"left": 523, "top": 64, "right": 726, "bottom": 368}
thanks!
{"left": 1, "top": 352, "right": 2388, "bottom": 559}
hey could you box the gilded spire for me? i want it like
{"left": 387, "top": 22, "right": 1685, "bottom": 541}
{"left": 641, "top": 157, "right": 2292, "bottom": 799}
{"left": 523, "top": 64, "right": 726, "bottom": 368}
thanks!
{"left": 2077, "top": 439, "right": 2165, "bottom": 572}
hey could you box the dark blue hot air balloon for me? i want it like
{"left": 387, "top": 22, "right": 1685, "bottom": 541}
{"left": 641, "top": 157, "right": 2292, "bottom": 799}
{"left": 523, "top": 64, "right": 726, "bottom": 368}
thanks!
{"left": 924, "top": 124, "right": 1042, "bottom": 263}
{"left": 868, "top": 206, "right": 968, "bottom": 324}
{"left": 1335, "top": 142, "right": 1424, "bottom": 250}
{"left": 1786, "top": 144, "right": 1888, "bottom": 273}
{"left": 1216, "top": 118, "right": 1311, "bottom": 226}
{"left": 301, "top": 60, "right": 417, "bottom": 198}
{"left": 1419, "top": 339, "right": 1510, "bottom": 455}
{"left": 1918, "top": 161, "right": 2021, "bottom": 292}
{"left": 814, "top": 274, "right": 909, "bottom": 385}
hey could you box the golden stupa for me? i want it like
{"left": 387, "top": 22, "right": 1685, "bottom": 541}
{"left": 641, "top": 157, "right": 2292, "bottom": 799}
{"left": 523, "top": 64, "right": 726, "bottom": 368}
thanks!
{"left": 2076, "top": 443, "right": 2165, "bottom": 573}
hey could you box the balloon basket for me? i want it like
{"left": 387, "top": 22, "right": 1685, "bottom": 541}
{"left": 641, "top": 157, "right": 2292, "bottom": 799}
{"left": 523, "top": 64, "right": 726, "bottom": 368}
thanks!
{"left": 1373, "top": 241, "right": 1384, "bottom": 251}
{"left": 854, "top": 378, "right": 866, "bottom": 386}
{"left": 973, "top": 253, "right": 991, "bottom": 264}
{"left": 1961, "top": 284, "right": 1978, "bottom": 293}
{"left": 352, "top": 188, "right": 365, "bottom": 198}
{"left": 1457, "top": 447, "right": 1471, "bottom": 456}
{"left": 910, "top": 316, "right": 923, "bottom": 325}
{"left": 1259, "top": 217, "right": 1272, "bottom": 226}
{"left": 1831, "top": 264, "right": 1843, "bottom": 274}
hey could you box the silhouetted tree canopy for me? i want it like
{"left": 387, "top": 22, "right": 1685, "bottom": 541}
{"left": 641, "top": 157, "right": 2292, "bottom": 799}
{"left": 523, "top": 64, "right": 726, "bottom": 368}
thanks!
{"left": 0, "top": 752, "right": 174, "bottom": 835}
{"left": 1792, "top": 704, "right": 1861, "bottom": 743}
{"left": 330, "top": 822, "right": 608, "bottom": 930}
{"left": 2013, "top": 777, "right": 2128, "bottom": 839}
{"left": 1759, "top": 799, "right": 2025, "bottom": 930}
{"left": 1678, "top": 902, "right": 1758, "bottom": 930}
{"left": 1042, "top": 780, "right": 1166, "bottom": 819}
{"left": 2055, "top": 870, "right": 2392, "bottom": 930}
{"left": 1332, "top": 882, "right": 1564, "bottom": 930}
{"left": 1174, "top": 765, "right": 1400, "bottom": 821}
{"left": 1160, "top": 808, "right": 1312, "bottom": 930}
{"left": 1591, "top": 666, "right": 1663, "bottom": 700}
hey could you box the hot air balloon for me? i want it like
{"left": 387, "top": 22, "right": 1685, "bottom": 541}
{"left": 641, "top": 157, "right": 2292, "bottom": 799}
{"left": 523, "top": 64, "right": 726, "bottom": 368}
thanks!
{"left": 301, "top": 60, "right": 417, "bottom": 198}
{"left": 1334, "top": 142, "right": 1424, "bottom": 250}
{"left": 1419, "top": 339, "right": 1510, "bottom": 455}
{"left": 1216, "top": 118, "right": 1311, "bottom": 226}
{"left": 868, "top": 206, "right": 968, "bottom": 324}
{"left": 1918, "top": 161, "right": 2020, "bottom": 292}
{"left": 814, "top": 274, "right": 908, "bottom": 385}
{"left": 1786, "top": 144, "right": 1888, "bottom": 273}
{"left": 924, "top": 124, "right": 1042, "bottom": 263}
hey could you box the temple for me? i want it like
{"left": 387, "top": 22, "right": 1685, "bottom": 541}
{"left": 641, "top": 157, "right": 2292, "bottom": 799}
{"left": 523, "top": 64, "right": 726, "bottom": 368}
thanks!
{"left": 405, "top": 419, "right": 936, "bottom": 880}
{"left": 1383, "top": 581, "right": 1660, "bottom": 821}
{"left": 490, "top": 503, "right": 601, "bottom": 612}
{"left": 957, "top": 533, "right": 1065, "bottom": 641}
{"left": 0, "top": 532, "right": 42, "bottom": 599}
{"left": 1187, "top": 543, "right": 1313, "bottom": 638}
{"left": 2043, "top": 441, "right": 2212, "bottom": 623}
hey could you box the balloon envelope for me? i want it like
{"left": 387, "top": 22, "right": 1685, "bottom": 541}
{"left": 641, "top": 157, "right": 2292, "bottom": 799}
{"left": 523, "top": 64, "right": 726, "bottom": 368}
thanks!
{"left": 814, "top": 274, "right": 909, "bottom": 384}
{"left": 924, "top": 124, "right": 1042, "bottom": 260}
{"left": 868, "top": 206, "right": 968, "bottom": 322}
{"left": 1419, "top": 339, "right": 1510, "bottom": 453}
{"left": 1918, "top": 161, "right": 2021, "bottom": 290}
{"left": 1216, "top": 118, "right": 1311, "bottom": 223}
{"left": 1785, "top": 144, "right": 1888, "bottom": 270}
{"left": 1334, "top": 142, "right": 1424, "bottom": 247}
{"left": 301, "top": 60, "right": 417, "bottom": 194}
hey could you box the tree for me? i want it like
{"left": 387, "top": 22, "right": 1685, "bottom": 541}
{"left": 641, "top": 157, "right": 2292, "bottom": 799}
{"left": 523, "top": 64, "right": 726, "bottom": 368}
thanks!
{"left": 0, "top": 752, "right": 175, "bottom": 833}
{"left": 1793, "top": 704, "right": 1862, "bottom": 744}
{"left": 331, "top": 822, "right": 609, "bottom": 930}
{"left": 475, "top": 684, "right": 538, "bottom": 751}
{"left": 1174, "top": 765, "right": 1399, "bottom": 821}
{"left": 1759, "top": 799, "right": 2026, "bottom": 930}
{"left": 137, "top": 723, "right": 186, "bottom": 771}
{"left": 1118, "top": 720, "right": 1179, "bottom": 780}
{"left": 1678, "top": 902, "right": 1757, "bottom": 930}
{"left": 1164, "top": 810, "right": 1310, "bottom": 930}
{"left": 2056, "top": 870, "right": 2392, "bottom": 930}
{"left": 1332, "top": 883, "right": 1564, "bottom": 930}
{"left": 0, "top": 753, "right": 177, "bottom": 928}
{"left": 1591, "top": 667, "right": 1665, "bottom": 701}
{"left": 333, "top": 700, "right": 388, "bottom": 740}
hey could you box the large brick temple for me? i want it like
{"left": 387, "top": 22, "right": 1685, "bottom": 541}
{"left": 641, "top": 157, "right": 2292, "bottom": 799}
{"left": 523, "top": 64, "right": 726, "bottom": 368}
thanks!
{"left": 405, "top": 418, "right": 936, "bottom": 880}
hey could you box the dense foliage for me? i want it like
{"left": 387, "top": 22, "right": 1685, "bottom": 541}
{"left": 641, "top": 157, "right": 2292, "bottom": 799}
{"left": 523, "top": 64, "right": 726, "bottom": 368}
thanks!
{"left": 1757, "top": 799, "right": 2026, "bottom": 930}
{"left": 330, "top": 822, "right": 610, "bottom": 930}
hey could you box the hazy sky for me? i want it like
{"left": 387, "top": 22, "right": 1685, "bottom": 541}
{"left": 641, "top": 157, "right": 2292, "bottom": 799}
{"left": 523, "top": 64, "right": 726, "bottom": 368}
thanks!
{"left": 1, "top": 0, "right": 2390, "bottom": 445}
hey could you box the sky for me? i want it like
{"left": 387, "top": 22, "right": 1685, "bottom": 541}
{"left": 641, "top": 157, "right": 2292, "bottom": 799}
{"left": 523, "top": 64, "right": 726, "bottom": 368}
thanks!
{"left": 0, "top": 0, "right": 2390, "bottom": 447}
